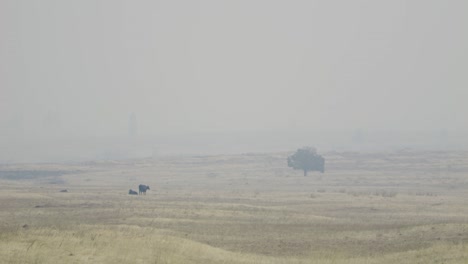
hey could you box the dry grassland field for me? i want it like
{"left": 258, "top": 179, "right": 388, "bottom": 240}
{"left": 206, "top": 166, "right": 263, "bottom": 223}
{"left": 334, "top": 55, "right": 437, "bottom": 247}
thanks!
{"left": 1, "top": 150, "right": 468, "bottom": 263}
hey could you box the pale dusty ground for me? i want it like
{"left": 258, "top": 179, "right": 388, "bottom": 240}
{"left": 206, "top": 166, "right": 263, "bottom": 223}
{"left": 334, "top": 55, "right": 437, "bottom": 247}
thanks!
{"left": 0, "top": 150, "right": 467, "bottom": 263}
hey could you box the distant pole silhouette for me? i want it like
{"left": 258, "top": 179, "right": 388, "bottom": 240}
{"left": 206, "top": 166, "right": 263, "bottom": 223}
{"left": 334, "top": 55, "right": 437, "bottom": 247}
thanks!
{"left": 128, "top": 113, "right": 137, "bottom": 138}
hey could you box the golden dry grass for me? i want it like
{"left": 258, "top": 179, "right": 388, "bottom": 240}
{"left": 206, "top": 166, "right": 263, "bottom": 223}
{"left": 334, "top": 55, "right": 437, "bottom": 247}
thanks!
{"left": 0, "top": 150, "right": 468, "bottom": 263}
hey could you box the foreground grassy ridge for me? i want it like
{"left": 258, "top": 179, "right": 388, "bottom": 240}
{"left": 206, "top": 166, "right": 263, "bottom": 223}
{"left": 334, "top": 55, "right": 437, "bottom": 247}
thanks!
{"left": 0, "top": 151, "right": 468, "bottom": 263}
{"left": 1, "top": 226, "right": 467, "bottom": 264}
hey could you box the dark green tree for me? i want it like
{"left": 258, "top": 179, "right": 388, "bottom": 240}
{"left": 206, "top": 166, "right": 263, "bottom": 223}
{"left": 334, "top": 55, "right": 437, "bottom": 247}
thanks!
{"left": 287, "top": 147, "right": 325, "bottom": 176}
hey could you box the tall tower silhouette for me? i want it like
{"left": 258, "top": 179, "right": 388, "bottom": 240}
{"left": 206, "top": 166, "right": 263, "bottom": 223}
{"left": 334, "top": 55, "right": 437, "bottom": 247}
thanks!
{"left": 128, "top": 113, "right": 137, "bottom": 138}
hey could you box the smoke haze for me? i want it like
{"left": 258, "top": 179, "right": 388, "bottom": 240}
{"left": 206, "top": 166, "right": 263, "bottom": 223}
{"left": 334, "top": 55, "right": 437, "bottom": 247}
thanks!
{"left": 1, "top": 0, "right": 467, "bottom": 162}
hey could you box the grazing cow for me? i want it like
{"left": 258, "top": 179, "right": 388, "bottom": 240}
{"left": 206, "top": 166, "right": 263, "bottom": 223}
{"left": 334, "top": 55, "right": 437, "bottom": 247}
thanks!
{"left": 128, "top": 189, "right": 138, "bottom": 195}
{"left": 138, "top": 184, "right": 150, "bottom": 195}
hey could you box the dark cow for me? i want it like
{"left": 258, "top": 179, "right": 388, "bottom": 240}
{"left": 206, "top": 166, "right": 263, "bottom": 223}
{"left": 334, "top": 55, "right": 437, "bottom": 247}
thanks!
{"left": 138, "top": 184, "right": 150, "bottom": 195}
{"left": 128, "top": 189, "right": 138, "bottom": 195}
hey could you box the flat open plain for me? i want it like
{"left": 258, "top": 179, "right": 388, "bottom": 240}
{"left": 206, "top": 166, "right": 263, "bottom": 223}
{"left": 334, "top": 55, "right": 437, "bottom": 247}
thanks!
{"left": 1, "top": 150, "right": 467, "bottom": 263}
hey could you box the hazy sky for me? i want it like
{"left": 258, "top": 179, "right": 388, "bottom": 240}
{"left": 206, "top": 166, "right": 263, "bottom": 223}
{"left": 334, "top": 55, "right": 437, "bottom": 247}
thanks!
{"left": 1, "top": 0, "right": 467, "bottom": 144}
